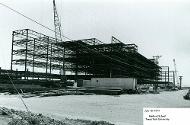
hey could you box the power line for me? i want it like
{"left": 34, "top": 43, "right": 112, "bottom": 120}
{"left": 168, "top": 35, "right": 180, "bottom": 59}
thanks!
{"left": 0, "top": 2, "right": 71, "bottom": 40}
{"left": 0, "top": 2, "right": 159, "bottom": 72}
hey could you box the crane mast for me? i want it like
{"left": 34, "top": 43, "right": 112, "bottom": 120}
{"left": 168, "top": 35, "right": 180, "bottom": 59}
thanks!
{"left": 53, "top": 0, "right": 65, "bottom": 75}
{"left": 53, "top": 0, "right": 62, "bottom": 42}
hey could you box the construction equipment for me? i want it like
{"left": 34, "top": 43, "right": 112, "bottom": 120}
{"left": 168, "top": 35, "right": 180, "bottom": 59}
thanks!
{"left": 53, "top": 0, "right": 65, "bottom": 76}
{"left": 53, "top": 0, "right": 62, "bottom": 42}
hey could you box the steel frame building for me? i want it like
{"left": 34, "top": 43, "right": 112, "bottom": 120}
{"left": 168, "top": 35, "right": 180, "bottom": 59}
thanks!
{"left": 11, "top": 29, "right": 160, "bottom": 82}
{"left": 11, "top": 29, "right": 64, "bottom": 78}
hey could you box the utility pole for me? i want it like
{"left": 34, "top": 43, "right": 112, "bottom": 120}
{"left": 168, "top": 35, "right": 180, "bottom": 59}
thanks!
{"left": 179, "top": 76, "right": 183, "bottom": 90}
{"left": 173, "top": 59, "right": 179, "bottom": 87}
{"left": 173, "top": 71, "right": 175, "bottom": 87}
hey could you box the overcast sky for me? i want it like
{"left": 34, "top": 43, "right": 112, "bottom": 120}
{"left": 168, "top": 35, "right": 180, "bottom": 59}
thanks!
{"left": 0, "top": 0, "right": 189, "bottom": 86}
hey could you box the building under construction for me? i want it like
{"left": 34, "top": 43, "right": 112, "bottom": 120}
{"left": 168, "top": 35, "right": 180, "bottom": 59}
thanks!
{"left": 10, "top": 29, "right": 161, "bottom": 84}
{"left": 0, "top": 0, "right": 180, "bottom": 94}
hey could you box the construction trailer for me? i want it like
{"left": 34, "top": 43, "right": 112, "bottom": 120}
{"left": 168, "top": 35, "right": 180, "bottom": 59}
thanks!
{"left": 79, "top": 78, "right": 137, "bottom": 94}
{"left": 10, "top": 29, "right": 161, "bottom": 86}
{"left": 83, "top": 78, "right": 137, "bottom": 89}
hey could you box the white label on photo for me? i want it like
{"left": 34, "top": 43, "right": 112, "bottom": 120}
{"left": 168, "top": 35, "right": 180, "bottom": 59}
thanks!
{"left": 143, "top": 108, "right": 190, "bottom": 125}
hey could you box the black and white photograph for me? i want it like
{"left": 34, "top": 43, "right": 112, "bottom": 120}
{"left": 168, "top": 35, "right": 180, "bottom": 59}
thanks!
{"left": 0, "top": 0, "right": 190, "bottom": 125}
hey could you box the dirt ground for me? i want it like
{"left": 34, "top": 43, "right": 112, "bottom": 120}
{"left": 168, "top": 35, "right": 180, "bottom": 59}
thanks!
{"left": 0, "top": 107, "right": 113, "bottom": 125}
{"left": 0, "top": 90, "right": 190, "bottom": 125}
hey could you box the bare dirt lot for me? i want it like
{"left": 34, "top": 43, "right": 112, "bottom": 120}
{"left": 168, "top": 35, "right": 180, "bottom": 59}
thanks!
{"left": 0, "top": 90, "right": 190, "bottom": 125}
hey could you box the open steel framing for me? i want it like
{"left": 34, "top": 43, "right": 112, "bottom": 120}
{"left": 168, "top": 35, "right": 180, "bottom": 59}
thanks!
{"left": 11, "top": 29, "right": 160, "bottom": 82}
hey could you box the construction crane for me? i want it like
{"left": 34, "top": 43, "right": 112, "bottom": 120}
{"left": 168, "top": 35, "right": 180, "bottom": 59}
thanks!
{"left": 53, "top": 0, "right": 62, "bottom": 42}
{"left": 173, "top": 59, "right": 179, "bottom": 87}
{"left": 53, "top": 0, "right": 65, "bottom": 76}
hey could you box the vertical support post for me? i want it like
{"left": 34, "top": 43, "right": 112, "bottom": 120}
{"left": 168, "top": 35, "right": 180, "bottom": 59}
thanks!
{"left": 92, "top": 58, "right": 95, "bottom": 76}
{"left": 25, "top": 29, "right": 28, "bottom": 79}
{"left": 165, "top": 71, "right": 167, "bottom": 86}
{"left": 11, "top": 31, "right": 14, "bottom": 71}
{"left": 61, "top": 47, "right": 66, "bottom": 82}
{"left": 75, "top": 43, "right": 78, "bottom": 81}
{"left": 33, "top": 38, "right": 36, "bottom": 79}
{"left": 159, "top": 68, "right": 163, "bottom": 81}
{"left": 179, "top": 76, "right": 183, "bottom": 90}
{"left": 62, "top": 48, "right": 65, "bottom": 76}
{"left": 173, "top": 71, "right": 175, "bottom": 87}
{"left": 46, "top": 41, "right": 49, "bottom": 79}
{"left": 50, "top": 43, "right": 52, "bottom": 75}
{"left": 167, "top": 67, "right": 169, "bottom": 83}
{"left": 27, "top": 69, "right": 28, "bottom": 80}
{"left": 85, "top": 66, "right": 87, "bottom": 75}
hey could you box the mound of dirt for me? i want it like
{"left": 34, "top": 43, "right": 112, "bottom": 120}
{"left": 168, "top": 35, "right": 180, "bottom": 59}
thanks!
{"left": 0, "top": 107, "right": 114, "bottom": 125}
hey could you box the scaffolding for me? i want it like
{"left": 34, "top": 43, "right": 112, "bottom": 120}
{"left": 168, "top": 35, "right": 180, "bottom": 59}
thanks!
{"left": 11, "top": 29, "right": 160, "bottom": 81}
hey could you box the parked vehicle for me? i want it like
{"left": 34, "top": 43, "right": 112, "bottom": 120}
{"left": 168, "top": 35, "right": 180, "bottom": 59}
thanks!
{"left": 184, "top": 89, "right": 190, "bottom": 100}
